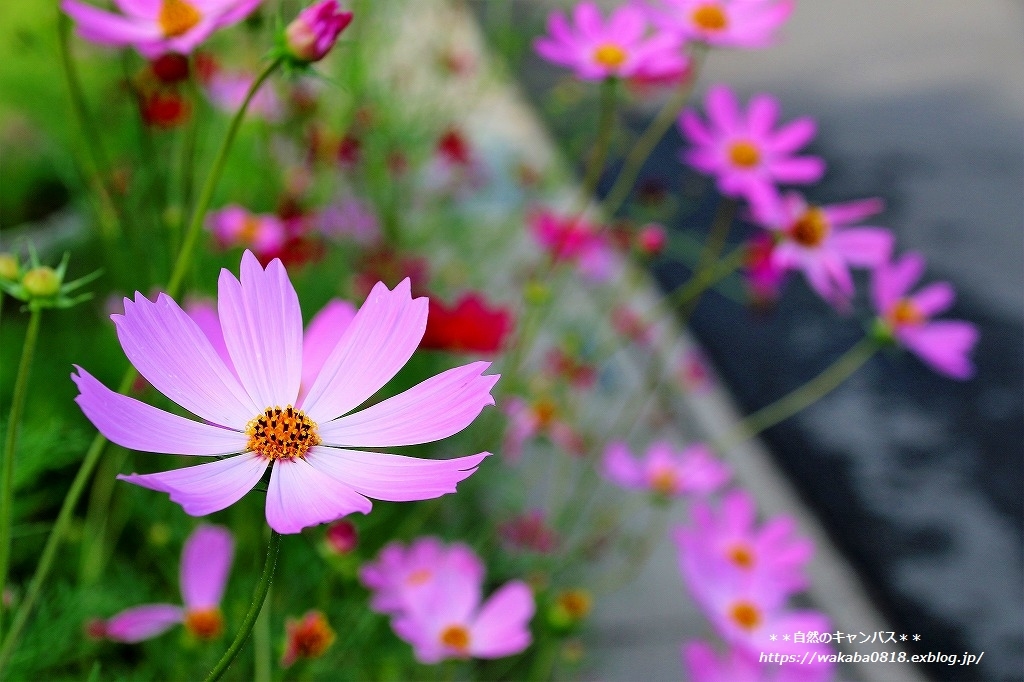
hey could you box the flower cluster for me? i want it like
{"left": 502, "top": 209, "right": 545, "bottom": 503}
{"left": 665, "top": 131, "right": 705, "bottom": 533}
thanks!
{"left": 360, "top": 537, "right": 535, "bottom": 663}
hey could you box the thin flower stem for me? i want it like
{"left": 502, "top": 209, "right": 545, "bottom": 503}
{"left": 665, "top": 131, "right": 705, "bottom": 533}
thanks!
{"left": 56, "top": 11, "right": 121, "bottom": 241}
{"left": 717, "top": 335, "right": 880, "bottom": 452}
{"left": 665, "top": 241, "right": 746, "bottom": 311}
{"left": 166, "top": 56, "right": 283, "bottom": 299}
{"left": 573, "top": 77, "right": 618, "bottom": 215}
{"left": 598, "top": 44, "right": 708, "bottom": 218}
{"left": 0, "top": 62, "right": 281, "bottom": 672}
{"left": 0, "top": 309, "right": 43, "bottom": 636}
{"left": 676, "top": 197, "right": 737, "bottom": 325}
{"left": 206, "top": 530, "right": 282, "bottom": 682}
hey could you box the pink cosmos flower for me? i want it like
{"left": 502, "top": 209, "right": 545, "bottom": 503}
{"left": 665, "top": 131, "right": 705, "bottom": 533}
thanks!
{"left": 679, "top": 84, "right": 825, "bottom": 212}
{"left": 755, "top": 192, "right": 894, "bottom": 309}
{"left": 61, "top": 0, "right": 261, "bottom": 59}
{"left": 502, "top": 396, "right": 585, "bottom": 462}
{"left": 98, "top": 524, "right": 233, "bottom": 642}
{"left": 284, "top": 0, "right": 353, "bottom": 64}
{"left": 534, "top": 2, "right": 686, "bottom": 81}
{"left": 390, "top": 550, "right": 535, "bottom": 663}
{"left": 318, "top": 194, "right": 381, "bottom": 245}
{"left": 281, "top": 610, "right": 336, "bottom": 666}
{"left": 359, "top": 537, "right": 485, "bottom": 616}
{"left": 871, "top": 252, "right": 979, "bottom": 380}
{"left": 743, "top": 232, "right": 787, "bottom": 305}
{"left": 529, "top": 209, "right": 617, "bottom": 283}
{"left": 205, "top": 70, "right": 283, "bottom": 121}
{"left": 206, "top": 205, "right": 287, "bottom": 257}
{"left": 72, "top": 251, "right": 498, "bottom": 534}
{"left": 648, "top": 0, "right": 794, "bottom": 50}
{"left": 683, "top": 640, "right": 834, "bottom": 682}
{"left": 602, "top": 441, "right": 730, "bottom": 497}
{"left": 675, "top": 489, "right": 813, "bottom": 596}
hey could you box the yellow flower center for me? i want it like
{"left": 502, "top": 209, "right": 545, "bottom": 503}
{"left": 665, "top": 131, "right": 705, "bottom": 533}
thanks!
{"left": 533, "top": 399, "right": 558, "bottom": 428}
{"left": 556, "top": 590, "right": 592, "bottom": 619}
{"left": 239, "top": 216, "right": 262, "bottom": 242}
{"left": 405, "top": 568, "right": 432, "bottom": 586}
{"left": 593, "top": 43, "right": 627, "bottom": 69}
{"left": 184, "top": 608, "right": 223, "bottom": 640}
{"left": 728, "top": 141, "right": 761, "bottom": 168}
{"left": 888, "top": 299, "right": 924, "bottom": 327}
{"left": 692, "top": 4, "right": 728, "bottom": 31}
{"left": 158, "top": 0, "right": 202, "bottom": 38}
{"left": 649, "top": 468, "right": 678, "bottom": 496}
{"left": 246, "top": 406, "right": 321, "bottom": 461}
{"left": 726, "top": 543, "right": 755, "bottom": 569}
{"left": 729, "top": 600, "right": 762, "bottom": 631}
{"left": 789, "top": 207, "right": 830, "bottom": 247}
{"left": 439, "top": 624, "right": 471, "bottom": 652}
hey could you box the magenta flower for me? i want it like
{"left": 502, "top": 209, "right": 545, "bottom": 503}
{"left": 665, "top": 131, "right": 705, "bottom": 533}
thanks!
{"left": 528, "top": 208, "right": 617, "bottom": 283}
{"left": 72, "top": 251, "right": 498, "bottom": 534}
{"left": 683, "top": 639, "right": 834, "bottom": 682}
{"left": 284, "top": 0, "right": 353, "bottom": 64}
{"left": 206, "top": 205, "right": 287, "bottom": 257}
{"left": 743, "top": 231, "right": 787, "bottom": 305}
{"left": 755, "top": 192, "right": 894, "bottom": 308}
{"left": 534, "top": 2, "right": 686, "bottom": 81}
{"left": 871, "top": 252, "right": 979, "bottom": 380}
{"left": 205, "top": 70, "right": 283, "bottom": 121}
{"left": 99, "top": 524, "right": 233, "bottom": 642}
{"left": 602, "top": 441, "right": 730, "bottom": 498}
{"left": 679, "top": 84, "right": 825, "bottom": 212}
{"left": 389, "top": 550, "right": 535, "bottom": 663}
{"left": 359, "top": 537, "right": 485, "bottom": 616}
{"left": 675, "top": 489, "right": 813, "bottom": 596}
{"left": 61, "top": 0, "right": 261, "bottom": 58}
{"left": 648, "top": 0, "right": 794, "bottom": 50}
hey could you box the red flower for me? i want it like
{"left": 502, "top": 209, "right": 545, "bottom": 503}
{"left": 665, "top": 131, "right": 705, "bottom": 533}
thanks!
{"left": 139, "top": 90, "right": 191, "bottom": 128}
{"left": 421, "top": 293, "right": 513, "bottom": 355}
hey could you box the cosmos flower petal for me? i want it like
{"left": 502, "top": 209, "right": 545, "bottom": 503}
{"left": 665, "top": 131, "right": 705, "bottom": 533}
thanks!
{"left": 72, "top": 366, "right": 248, "bottom": 456}
{"left": 911, "top": 282, "right": 955, "bottom": 317}
{"left": 265, "top": 457, "right": 372, "bottom": 534}
{"left": 300, "top": 299, "right": 357, "bottom": 402}
{"left": 62, "top": 1, "right": 163, "bottom": 44}
{"left": 114, "top": 292, "right": 258, "bottom": 429}
{"left": 318, "top": 362, "right": 498, "bottom": 447}
{"left": 898, "top": 321, "right": 979, "bottom": 380}
{"left": 872, "top": 251, "right": 925, "bottom": 312}
{"left": 104, "top": 604, "right": 184, "bottom": 643}
{"left": 469, "top": 581, "right": 535, "bottom": 659}
{"left": 765, "top": 117, "right": 817, "bottom": 153}
{"left": 601, "top": 441, "right": 643, "bottom": 489}
{"left": 304, "top": 447, "right": 488, "bottom": 502}
{"left": 218, "top": 251, "right": 303, "bottom": 408}
{"left": 705, "top": 84, "right": 740, "bottom": 130}
{"left": 186, "top": 299, "right": 234, "bottom": 372}
{"left": 767, "top": 156, "right": 826, "bottom": 184}
{"left": 747, "top": 94, "right": 779, "bottom": 136}
{"left": 301, "top": 279, "right": 428, "bottom": 423}
{"left": 823, "top": 197, "right": 884, "bottom": 226}
{"left": 180, "top": 524, "right": 234, "bottom": 611}
{"left": 118, "top": 453, "right": 268, "bottom": 517}
{"left": 829, "top": 228, "right": 894, "bottom": 267}
{"left": 111, "top": 0, "right": 158, "bottom": 18}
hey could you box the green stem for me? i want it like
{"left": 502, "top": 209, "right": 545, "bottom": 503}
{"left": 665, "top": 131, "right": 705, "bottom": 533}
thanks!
{"left": 0, "top": 59, "right": 281, "bottom": 673}
{"left": 573, "top": 77, "right": 618, "bottom": 214}
{"left": 0, "top": 309, "right": 43, "bottom": 636}
{"left": 598, "top": 45, "right": 708, "bottom": 218}
{"left": 56, "top": 11, "right": 121, "bottom": 240}
{"left": 206, "top": 531, "right": 281, "bottom": 682}
{"left": 166, "top": 56, "right": 283, "bottom": 299}
{"left": 666, "top": 242, "right": 746, "bottom": 310}
{"left": 676, "top": 198, "right": 736, "bottom": 324}
{"left": 717, "top": 336, "right": 880, "bottom": 451}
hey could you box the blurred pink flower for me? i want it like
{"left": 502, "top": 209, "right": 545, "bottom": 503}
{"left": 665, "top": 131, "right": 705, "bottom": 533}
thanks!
{"left": 206, "top": 205, "right": 287, "bottom": 257}
{"left": 318, "top": 194, "right": 381, "bottom": 245}
{"left": 500, "top": 509, "right": 559, "bottom": 554}
{"left": 648, "top": 0, "right": 794, "bottom": 50}
{"left": 756, "top": 193, "right": 893, "bottom": 309}
{"left": 676, "top": 346, "right": 715, "bottom": 394}
{"left": 389, "top": 546, "right": 534, "bottom": 663}
{"left": 73, "top": 252, "right": 497, "bottom": 534}
{"left": 324, "top": 519, "right": 358, "bottom": 554}
{"left": 676, "top": 489, "right": 813, "bottom": 596}
{"left": 679, "top": 84, "right": 824, "bottom": 213}
{"left": 602, "top": 441, "right": 730, "bottom": 497}
{"left": 636, "top": 222, "right": 668, "bottom": 255}
{"left": 683, "top": 639, "right": 834, "bottom": 682}
{"left": 871, "top": 252, "right": 979, "bottom": 380}
{"left": 98, "top": 524, "right": 233, "bottom": 642}
{"left": 359, "top": 537, "right": 485, "bottom": 616}
{"left": 502, "top": 397, "right": 585, "bottom": 461}
{"left": 529, "top": 208, "right": 616, "bottom": 283}
{"left": 205, "top": 69, "right": 283, "bottom": 121}
{"left": 61, "top": 0, "right": 260, "bottom": 58}
{"left": 284, "top": 0, "right": 353, "bottom": 63}
{"left": 534, "top": 1, "right": 686, "bottom": 81}
{"left": 743, "top": 232, "right": 787, "bottom": 305}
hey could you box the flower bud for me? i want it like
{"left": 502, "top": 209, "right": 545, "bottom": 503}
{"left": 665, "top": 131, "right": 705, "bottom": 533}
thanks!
{"left": 284, "top": 1, "right": 353, "bottom": 64}
{"left": 636, "top": 223, "right": 667, "bottom": 255}
{"left": 324, "top": 520, "right": 358, "bottom": 554}
{"left": 22, "top": 266, "right": 61, "bottom": 298}
{"left": 0, "top": 253, "right": 20, "bottom": 281}
{"left": 547, "top": 588, "right": 592, "bottom": 632}
{"left": 150, "top": 53, "right": 190, "bottom": 83}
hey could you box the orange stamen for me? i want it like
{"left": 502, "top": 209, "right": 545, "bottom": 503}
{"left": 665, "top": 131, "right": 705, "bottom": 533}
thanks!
{"left": 158, "top": 0, "right": 202, "bottom": 38}
{"left": 789, "top": 207, "right": 829, "bottom": 247}
{"left": 593, "top": 44, "right": 627, "bottom": 69}
{"left": 439, "top": 624, "right": 471, "bottom": 652}
{"left": 692, "top": 4, "right": 728, "bottom": 31}
{"left": 729, "top": 600, "right": 761, "bottom": 631}
{"left": 728, "top": 141, "right": 760, "bottom": 168}
{"left": 246, "top": 406, "right": 321, "bottom": 461}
